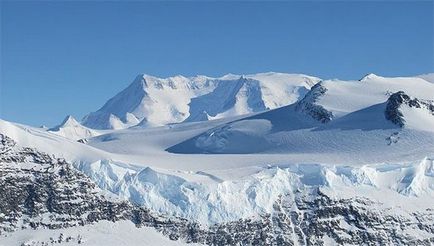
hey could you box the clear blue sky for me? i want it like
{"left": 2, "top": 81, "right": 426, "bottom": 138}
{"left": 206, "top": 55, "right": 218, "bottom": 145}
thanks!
{"left": 1, "top": 1, "right": 433, "bottom": 127}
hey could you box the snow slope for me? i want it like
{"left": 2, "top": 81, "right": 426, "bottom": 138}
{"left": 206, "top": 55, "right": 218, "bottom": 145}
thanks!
{"left": 2, "top": 221, "right": 195, "bottom": 246}
{"left": 82, "top": 72, "right": 319, "bottom": 129}
{"left": 314, "top": 73, "right": 434, "bottom": 118}
{"left": 0, "top": 118, "right": 110, "bottom": 163}
{"left": 418, "top": 73, "right": 434, "bottom": 83}
{"left": 169, "top": 74, "right": 434, "bottom": 154}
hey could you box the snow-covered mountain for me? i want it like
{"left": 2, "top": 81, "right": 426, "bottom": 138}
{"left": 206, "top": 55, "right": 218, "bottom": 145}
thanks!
{"left": 48, "top": 115, "right": 101, "bottom": 141}
{"left": 418, "top": 73, "right": 434, "bottom": 83}
{"left": 169, "top": 74, "right": 434, "bottom": 154}
{"left": 81, "top": 73, "right": 319, "bottom": 129}
{"left": 2, "top": 72, "right": 434, "bottom": 245}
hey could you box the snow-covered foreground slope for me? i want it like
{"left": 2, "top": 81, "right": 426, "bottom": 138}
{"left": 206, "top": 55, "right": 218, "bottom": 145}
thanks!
{"left": 0, "top": 119, "right": 109, "bottom": 163}
{"left": 81, "top": 72, "right": 319, "bottom": 129}
{"left": 2, "top": 221, "right": 193, "bottom": 246}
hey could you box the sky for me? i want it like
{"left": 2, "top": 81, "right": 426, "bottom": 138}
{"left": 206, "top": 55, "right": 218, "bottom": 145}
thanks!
{"left": 1, "top": 1, "right": 433, "bottom": 127}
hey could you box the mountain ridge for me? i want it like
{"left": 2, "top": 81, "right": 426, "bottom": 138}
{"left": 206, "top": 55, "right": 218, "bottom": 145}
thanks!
{"left": 48, "top": 115, "right": 101, "bottom": 141}
{"left": 81, "top": 72, "right": 320, "bottom": 129}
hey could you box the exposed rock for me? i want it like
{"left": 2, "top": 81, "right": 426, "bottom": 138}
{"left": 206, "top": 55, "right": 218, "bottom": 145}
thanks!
{"left": 385, "top": 91, "right": 434, "bottom": 127}
{"left": 296, "top": 82, "right": 333, "bottom": 123}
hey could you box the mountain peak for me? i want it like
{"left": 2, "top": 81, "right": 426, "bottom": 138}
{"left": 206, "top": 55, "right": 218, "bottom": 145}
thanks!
{"left": 360, "top": 73, "right": 381, "bottom": 81}
{"left": 48, "top": 115, "right": 101, "bottom": 140}
{"left": 82, "top": 73, "right": 321, "bottom": 129}
{"left": 63, "top": 115, "right": 79, "bottom": 125}
{"left": 131, "top": 74, "right": 149, "bottom": 89}
{"left": 50, "top": 115, "right": 80, "bottom": 130}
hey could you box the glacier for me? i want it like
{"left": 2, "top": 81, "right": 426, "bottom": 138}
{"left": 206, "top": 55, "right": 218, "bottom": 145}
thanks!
{"left": 76, "top": 158, "right": 434, "bottom": 226}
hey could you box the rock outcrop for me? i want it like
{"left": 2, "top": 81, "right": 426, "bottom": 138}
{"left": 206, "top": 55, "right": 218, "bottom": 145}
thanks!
{"left": 296, "top": 82, "right": 333, "bottom": 123}
{"left": 385, "top": 91, "right": 434, "bottom": 127}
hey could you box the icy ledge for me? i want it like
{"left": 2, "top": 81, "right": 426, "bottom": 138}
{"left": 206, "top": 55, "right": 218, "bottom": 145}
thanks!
{"left": 75, "top": 158, "right": 434, "bottom": 226}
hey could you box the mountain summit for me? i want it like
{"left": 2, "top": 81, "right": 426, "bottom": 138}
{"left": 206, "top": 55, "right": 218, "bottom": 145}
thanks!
{"left": 81, "top": 72, "right": 320, "bottom": 129}
{"left": 50, "top": 115, "right": 81, "bottom": 130}
{"left": 49, "top": 115, "right": 100, "bottom": 141}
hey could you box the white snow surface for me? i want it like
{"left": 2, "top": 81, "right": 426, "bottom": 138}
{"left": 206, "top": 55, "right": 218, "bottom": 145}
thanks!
{"left": 1, "top": 220, "right": 196, "bottom": 246}
{"left": 1, "top": 73, "right": 434, "bottom": 226}
{"left": 316, "top": 73, "right": 434, "bottom": 118}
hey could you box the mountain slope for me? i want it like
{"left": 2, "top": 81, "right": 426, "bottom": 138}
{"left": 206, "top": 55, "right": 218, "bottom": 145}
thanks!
{"left": 418, "top": 73, "right": 434, "bottom": 83}
{"left": 168, "top": 74, "right": 434, "bottom": 155}
{"left": 82, "top": 73, "right": 319, "bottom": 129}
{"left": 296, "top": 73, "right": 433, "bottom": 121}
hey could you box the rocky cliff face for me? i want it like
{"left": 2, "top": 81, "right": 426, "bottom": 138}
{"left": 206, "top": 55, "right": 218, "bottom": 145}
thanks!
{"left": 1, "top": 133, "right": 433, "bottom": 245}
{"left": 296, "top": 82, "right": 333, "bottom": 123}
{"left": 0, "top": 133, "right": 196, "bottom": 239}
{"left": 188, "top": 189, "right": 433, "bottom": 245}
{"left": 0, "top": 133, "right": 144, "bottom": 232}
{"left": 385, "top": 91, "right": 434, "bottom": 127}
